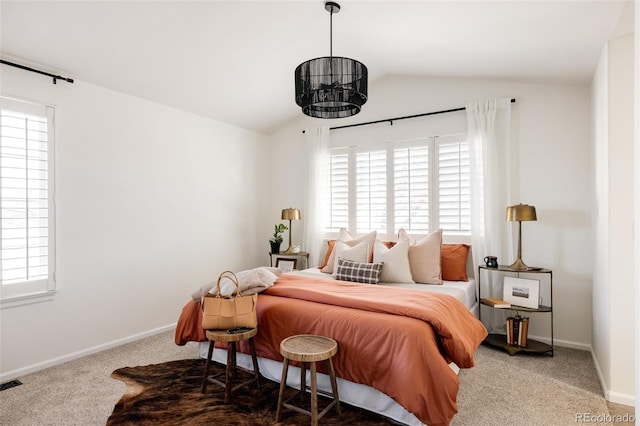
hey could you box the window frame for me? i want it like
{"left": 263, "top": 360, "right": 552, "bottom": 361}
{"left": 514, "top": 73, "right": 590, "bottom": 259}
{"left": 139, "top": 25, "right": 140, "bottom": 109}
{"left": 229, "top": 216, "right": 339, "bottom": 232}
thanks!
{"left": 324, "top": 133, "right": 469, "bottom": 240}
{"left": 0, "top": 96, "right": 56, "bottom": 308}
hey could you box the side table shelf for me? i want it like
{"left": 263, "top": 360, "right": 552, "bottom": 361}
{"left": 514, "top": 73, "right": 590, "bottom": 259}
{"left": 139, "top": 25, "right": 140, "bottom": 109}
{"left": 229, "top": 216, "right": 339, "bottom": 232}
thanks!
{"left": 484, "top": 334, "right": 553, "bottom": 356}
{"left": 478, "top": 266, "right": 554, "bottom": 356}
{"left": 269, "top": 252, "right": 310, "bottom": 271}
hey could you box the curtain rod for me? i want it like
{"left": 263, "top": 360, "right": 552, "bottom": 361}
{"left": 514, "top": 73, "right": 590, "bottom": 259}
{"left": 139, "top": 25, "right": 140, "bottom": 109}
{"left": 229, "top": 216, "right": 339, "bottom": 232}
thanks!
{"left": 0, "top": 59, "right": 74, "bottom": 84}
{"left": 302, "top": 98, "right": 516, "bottom": 133}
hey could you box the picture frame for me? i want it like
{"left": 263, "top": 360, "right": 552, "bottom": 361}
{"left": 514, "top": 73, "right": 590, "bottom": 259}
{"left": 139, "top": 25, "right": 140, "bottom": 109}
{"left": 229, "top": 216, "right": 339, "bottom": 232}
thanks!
{"left": 275, "top": 258, "right": 297, "bottom": 273}
{"left": 503, "top": 276, "right": 540, "bottom": 309}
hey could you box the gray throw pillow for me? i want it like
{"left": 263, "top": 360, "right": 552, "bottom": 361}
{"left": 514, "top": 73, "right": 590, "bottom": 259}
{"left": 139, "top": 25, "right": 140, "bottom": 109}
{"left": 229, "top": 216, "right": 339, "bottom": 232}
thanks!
{"left": 334, "top": 257, "right": 384, "bottom": 284}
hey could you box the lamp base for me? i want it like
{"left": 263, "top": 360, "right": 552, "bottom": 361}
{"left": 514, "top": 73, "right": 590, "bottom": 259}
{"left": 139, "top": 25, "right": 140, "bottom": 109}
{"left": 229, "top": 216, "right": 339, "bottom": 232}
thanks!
{"left": 282, "top": 246, "right": 295, "bottom": 255}
{"left": 508, "top": 258, "right": 532, "bottom": 271}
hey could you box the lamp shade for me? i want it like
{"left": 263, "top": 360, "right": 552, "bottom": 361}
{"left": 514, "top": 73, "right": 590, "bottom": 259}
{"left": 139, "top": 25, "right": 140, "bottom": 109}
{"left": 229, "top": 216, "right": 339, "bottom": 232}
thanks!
{"left": 281, "top": 208, "right": 301, "bottom": 221}
{"left": 506, "top": 204, "right": 537, "bottom": 222}
{"left": 295, "top": 56, "right": 368, "bottom": 119}
{"left": 294, "top": 2, "right": 367, "bottom": 119}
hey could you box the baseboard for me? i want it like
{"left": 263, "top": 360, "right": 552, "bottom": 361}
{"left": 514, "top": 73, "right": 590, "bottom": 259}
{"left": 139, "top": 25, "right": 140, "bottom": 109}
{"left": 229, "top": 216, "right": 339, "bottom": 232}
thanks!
{"left": 590, "top": 347, "right": 636, "bottom": 408}
{"left": 607, "top": 390, "right": 636, "bottom": 407}
{"left": 527, "top": 334, "right": 591, "bottom": 351}
{"left": 0, "top": 323, "right": 176, "bottom": 384}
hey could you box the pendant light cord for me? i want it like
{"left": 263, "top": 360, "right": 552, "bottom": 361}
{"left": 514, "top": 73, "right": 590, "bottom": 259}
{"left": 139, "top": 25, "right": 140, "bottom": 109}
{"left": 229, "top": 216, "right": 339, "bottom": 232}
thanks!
{"left": 329, "top": 8, "right": 333, "bottom": 58}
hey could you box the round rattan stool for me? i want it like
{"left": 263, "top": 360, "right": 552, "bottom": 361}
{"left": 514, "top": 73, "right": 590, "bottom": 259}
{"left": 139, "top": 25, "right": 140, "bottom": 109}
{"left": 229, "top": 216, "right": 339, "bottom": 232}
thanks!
{"left": 275, "top": 334, "right": 341, "bottom": 425}
{"left": 200, "top": 328, "right": 261, "bottom": 403}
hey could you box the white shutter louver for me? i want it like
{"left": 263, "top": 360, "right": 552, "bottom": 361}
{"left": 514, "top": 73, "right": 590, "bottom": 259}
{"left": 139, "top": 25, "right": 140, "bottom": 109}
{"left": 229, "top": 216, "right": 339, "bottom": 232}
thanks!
{"left": 356, "top": 150, "right": 386, "bottom": 233}
{"left": 394, "top": 145, "right": 429, "bottom": 234}
{"left": 325, "top": 152, "right": 349, "bottom": 231}
{"left": 437, "top": 137, "right": 470, "bottom": 233}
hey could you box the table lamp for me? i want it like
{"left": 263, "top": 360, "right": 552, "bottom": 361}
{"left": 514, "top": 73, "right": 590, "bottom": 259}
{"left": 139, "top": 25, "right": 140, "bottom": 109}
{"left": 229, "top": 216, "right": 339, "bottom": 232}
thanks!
{"left": 281, "top": 208, "right": 301, "bottom": 254}
{"left": 506, "top": 203, "right": 537, "bottom": 271}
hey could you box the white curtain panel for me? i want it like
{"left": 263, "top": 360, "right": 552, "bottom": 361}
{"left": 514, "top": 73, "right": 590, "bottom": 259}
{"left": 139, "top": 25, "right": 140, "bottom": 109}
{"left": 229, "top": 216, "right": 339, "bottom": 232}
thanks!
{"left": 303, "top": 126, "right": 329, "bottom": 267}
{"left": 466, "top": 97, "right": 513, "bottom": 332}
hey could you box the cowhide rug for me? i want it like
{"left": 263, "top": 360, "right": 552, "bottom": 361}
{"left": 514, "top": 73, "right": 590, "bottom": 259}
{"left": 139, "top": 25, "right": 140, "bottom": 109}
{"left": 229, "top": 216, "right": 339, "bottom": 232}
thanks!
{"left": 108, "top": 358, "right": 398, "bottom": 425}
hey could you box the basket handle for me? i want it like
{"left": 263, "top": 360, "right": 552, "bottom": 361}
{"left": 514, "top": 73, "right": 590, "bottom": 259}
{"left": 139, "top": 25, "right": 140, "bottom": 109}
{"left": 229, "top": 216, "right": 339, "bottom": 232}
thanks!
{"left": 214, "top": 270, "right": 242, "bottom": 297}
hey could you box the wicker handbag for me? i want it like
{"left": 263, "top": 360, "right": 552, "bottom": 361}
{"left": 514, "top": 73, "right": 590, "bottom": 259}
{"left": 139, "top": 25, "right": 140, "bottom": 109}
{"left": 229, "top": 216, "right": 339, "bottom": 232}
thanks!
{"left": 201, "top": 271, "right": 258, "bottom": 330}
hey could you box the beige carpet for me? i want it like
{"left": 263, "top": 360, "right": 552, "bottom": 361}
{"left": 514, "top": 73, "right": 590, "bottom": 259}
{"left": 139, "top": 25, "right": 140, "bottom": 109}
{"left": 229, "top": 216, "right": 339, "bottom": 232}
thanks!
{"left": 0, "top": 330, "right": 621, "bottom": 425}
{"left": 453, "top": 346, "right": 612, "bottom": 425}
{"left": 0, "top": 332, "right": 198, "bottom": 426}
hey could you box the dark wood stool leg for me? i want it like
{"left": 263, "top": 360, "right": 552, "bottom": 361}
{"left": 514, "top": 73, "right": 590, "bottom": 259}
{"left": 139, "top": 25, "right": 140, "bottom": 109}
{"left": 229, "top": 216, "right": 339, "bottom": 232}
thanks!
{"left": 201, "top": 340, "right": 215, "bottom": 393}
{"left": 299, "top": 361, "right": 307, "bottom": 402}
{"left": 310, "top": 361, "right": 318, "bottom": 426}
{"left": 276, "top": 357, "right": 290, "bottom": 422}
{"left": 224, "top": 342, "right": 235, "bottom": 404}
{"left": 248, "top": 337, "right": 261, "bottom": 388}
{"left": 230, "top": 342, "right": 237, "bottom": 380}
{"left": 327, "top": 357, "right": 341, "bottom": 414}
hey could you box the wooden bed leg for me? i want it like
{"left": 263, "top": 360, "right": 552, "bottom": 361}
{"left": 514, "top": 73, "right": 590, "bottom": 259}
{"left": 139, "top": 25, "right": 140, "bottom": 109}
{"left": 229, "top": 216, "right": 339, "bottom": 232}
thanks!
{"left": 276, "top": 358, "right": 289, "bottom": 422}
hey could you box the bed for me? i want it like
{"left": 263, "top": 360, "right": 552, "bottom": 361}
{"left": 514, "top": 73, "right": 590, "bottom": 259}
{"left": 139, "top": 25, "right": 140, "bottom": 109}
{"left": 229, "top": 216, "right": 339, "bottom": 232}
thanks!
{"left": 175, "top": 267, "right": 486, "bottom": 426}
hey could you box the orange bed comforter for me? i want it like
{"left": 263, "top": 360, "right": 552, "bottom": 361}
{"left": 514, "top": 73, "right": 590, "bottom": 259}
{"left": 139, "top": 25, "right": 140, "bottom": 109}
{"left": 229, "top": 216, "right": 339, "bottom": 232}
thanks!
{"left": 175, "top": 274, "right": 487, "bottom": 426}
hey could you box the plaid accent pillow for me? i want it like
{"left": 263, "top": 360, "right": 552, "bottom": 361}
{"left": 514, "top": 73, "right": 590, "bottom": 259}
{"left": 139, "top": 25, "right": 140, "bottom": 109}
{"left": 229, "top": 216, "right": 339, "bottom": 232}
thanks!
{"left": 334, "top": 257, "right": 384, "bottom": 284}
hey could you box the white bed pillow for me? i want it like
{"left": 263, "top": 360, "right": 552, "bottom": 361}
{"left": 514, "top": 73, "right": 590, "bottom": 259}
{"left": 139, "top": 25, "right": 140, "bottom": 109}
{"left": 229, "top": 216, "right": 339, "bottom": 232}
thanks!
{"left": 196, "top": 267, "right": 280, "bottom": 299}
{"left": 398, "top": 228, "right": 443, "bottom": 285}
{"left": 373, "top": 238, "right": 414, "bottom": 283}
{"left": 321, "top": 229, "right": 377, "bottom": 274}
{"left": 331, "top": 240, "right": 369, "bottom": 276}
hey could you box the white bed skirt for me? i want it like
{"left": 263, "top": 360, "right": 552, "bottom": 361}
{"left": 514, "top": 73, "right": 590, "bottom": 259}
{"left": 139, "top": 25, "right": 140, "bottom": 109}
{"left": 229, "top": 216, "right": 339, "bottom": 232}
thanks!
{"left": 199, "top": 342, "right": 462, "bottom": 426}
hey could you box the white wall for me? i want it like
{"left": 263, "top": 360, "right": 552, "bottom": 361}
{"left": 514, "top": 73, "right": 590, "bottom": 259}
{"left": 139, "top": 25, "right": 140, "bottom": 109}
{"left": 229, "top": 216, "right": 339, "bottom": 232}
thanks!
{"left": 591, "top": 43, "right": 611, "bottom": 403}
{"left": 0, "top": 66, "right": 271, "bottom": 380}
{"left": 606, "top": 33, "right": 635, "bottom": 405}
{"left": 591, "top": 33, "right": 635, "bottom": 407}
{"left": 272, "top": 74, "right": 593, "bottom": 348}
{"left": 635, "top": 0, "right": 640, "bottom": 412}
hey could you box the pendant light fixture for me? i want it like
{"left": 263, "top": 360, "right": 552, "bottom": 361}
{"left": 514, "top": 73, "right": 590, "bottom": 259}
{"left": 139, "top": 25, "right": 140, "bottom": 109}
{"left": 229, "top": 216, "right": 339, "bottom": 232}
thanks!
{"left": 294, "top": 1, "right": 368, "bottom": 119}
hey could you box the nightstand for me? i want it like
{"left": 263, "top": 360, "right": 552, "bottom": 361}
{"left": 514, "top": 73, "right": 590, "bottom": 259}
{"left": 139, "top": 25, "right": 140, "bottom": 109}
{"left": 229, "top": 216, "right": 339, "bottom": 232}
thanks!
{"left": 269, "top": 252, "right": 310, "bottom": 271}
{"left": 478, "top": 265, "right": 553, "bottom": 356}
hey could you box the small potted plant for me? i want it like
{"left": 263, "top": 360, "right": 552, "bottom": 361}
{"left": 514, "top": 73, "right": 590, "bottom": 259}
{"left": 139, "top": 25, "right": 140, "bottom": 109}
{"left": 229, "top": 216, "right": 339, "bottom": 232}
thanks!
{"left": 269, "top": 223, "right": 288, "bottom": 254}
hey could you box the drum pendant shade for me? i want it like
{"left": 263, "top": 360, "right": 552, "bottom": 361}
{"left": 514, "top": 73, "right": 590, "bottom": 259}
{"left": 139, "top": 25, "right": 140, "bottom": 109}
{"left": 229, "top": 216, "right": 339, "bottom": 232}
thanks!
{"left": 294, "top": 2, "right": 368, "bottom": 119}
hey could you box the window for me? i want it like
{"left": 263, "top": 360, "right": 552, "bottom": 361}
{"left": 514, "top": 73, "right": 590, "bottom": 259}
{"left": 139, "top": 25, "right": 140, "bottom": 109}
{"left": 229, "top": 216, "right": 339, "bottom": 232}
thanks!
{"left": 394, "top": 145, "right": 429, "bottom": 234}
{"left": 355, "top": 149, "right": 386, "bottom": 233}
{"left": 437, "top": 137, "right": 470, "bottom": 233}
{"left": 0, "top": 97, "right": 56, "bottom": 304}
{"left": 324, "top": 134, "right": 469, "bottom": 239}
{"left": 324, "top": 151, "right": 349, "bottom": 230}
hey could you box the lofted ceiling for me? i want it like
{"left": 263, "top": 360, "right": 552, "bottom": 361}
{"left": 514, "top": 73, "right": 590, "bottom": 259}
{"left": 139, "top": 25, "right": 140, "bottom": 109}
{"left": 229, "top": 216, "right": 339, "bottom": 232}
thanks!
{"left": 0, "top": 1, "right": 632, "bottom": 134}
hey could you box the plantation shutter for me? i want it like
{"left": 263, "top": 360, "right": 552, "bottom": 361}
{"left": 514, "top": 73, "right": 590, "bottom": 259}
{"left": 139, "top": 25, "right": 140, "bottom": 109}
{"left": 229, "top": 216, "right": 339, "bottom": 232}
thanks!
{"left": 436, "top": 135, "right": 470, "bottom": 233}
{"left": 355, "top": 149, "right": 386, "bottom": 234}
{"left": 324, "top": 133, "right": 468, "bottom": 238}
{"left": 393, "top": 143, "right": 430, "bottom": 234}
{"left": 0, "top": 97, "right": 55, "bottom": 300}
{"left": 325, "top": 150, "right": 349, "bottom": 231}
